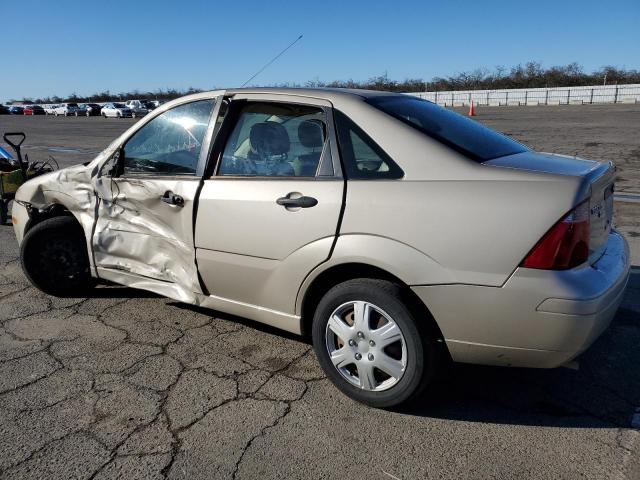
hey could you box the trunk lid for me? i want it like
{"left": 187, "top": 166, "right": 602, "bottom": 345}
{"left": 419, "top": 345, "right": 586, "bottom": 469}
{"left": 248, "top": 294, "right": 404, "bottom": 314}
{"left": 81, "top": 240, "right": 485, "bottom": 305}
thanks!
{"left": 587, "top": 162, "right": 615, "bottom": 263}
{"left": 486, "top": 151, "right": 615, "bottom": 265}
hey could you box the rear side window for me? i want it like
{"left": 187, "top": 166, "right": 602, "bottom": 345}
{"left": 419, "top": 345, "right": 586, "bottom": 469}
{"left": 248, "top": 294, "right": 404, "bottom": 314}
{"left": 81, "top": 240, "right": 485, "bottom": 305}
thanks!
{"left": 366, "top": 96, "right": 527, "bottom": 162}
{"left": 334, "top": 111, "right": 403, "bottom": 179}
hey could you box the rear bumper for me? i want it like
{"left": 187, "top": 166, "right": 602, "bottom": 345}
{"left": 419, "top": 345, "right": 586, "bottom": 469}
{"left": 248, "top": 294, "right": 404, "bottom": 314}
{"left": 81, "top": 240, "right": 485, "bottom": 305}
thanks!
{"left": 412, "top": 230, "right": 630, "bottom": 368}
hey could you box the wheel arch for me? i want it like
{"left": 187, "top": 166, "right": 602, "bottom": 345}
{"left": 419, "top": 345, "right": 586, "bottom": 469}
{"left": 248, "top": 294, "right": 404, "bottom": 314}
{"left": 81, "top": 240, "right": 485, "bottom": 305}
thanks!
{"left": 298, "top": 262, "right": 448, "bottom": 356}
{"left": 23, "top": 202, "right": 78, "bottom": 235}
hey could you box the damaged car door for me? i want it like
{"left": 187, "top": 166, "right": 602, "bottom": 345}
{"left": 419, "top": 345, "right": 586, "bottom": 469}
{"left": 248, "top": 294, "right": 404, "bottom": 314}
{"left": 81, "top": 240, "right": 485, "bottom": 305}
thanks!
{"left": 92, "top": 97, "right": 218, "bottom": 302}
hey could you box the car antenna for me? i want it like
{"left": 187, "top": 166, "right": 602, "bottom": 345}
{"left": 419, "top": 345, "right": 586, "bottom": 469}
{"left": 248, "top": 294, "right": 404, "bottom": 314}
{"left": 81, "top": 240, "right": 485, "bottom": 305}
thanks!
{"left": 241, "top": 35, "right": 303, "bottom": 87}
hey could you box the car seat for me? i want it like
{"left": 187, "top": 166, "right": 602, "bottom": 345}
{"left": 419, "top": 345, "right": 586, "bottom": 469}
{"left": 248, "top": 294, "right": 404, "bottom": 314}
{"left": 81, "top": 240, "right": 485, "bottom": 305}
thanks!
{"left": 296, "top": 119, "right": 325, "bottom": 176}
{"left": 248, "top": 122, "right": 294, "bottom": 176}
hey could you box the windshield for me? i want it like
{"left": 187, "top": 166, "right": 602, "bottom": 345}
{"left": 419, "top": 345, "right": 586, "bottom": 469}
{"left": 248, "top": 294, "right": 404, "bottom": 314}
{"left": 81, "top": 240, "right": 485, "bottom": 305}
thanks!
{"left": 366, "top": 96, "right": 527, "bottom": 162}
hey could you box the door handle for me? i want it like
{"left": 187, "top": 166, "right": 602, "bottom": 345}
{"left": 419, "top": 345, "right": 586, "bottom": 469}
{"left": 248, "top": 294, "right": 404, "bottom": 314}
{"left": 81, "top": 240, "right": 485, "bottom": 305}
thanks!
{"left": 161, "top": 191, "right": 184, "bottom": 207}
{"left": 276, "top": 194, "right": 318, "bottom": 209}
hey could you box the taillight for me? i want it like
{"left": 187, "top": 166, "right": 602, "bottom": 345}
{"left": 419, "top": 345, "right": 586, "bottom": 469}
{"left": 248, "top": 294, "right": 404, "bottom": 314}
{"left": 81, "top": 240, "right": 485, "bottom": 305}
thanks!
{"left": 521, "top": 200, "right": 590, "bottom": 270}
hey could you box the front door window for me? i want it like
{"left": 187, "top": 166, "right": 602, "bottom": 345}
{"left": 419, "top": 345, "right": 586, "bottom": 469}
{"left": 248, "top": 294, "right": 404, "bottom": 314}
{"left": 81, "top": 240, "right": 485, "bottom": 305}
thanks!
{"left": 123, "top": 99, "right": 215, "bottom": 175}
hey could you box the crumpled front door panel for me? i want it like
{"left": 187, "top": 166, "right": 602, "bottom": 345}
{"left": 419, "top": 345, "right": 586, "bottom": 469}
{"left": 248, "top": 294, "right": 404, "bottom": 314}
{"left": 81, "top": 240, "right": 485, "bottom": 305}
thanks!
{"left": 92, "top": 175, "right": 203, "bottom": 303}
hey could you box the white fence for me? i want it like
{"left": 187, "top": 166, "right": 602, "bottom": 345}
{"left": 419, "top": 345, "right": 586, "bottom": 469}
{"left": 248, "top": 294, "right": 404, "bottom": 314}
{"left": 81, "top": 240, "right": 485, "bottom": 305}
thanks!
{"left": 407, "top": 84, "right": 640, "bottom": 106}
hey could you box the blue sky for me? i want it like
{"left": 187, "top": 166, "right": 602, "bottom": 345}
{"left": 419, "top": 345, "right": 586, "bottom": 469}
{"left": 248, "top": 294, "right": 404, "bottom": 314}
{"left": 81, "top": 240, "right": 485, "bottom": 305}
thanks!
{"left": 1, "top": 0, "right": 639, "bottom": 101}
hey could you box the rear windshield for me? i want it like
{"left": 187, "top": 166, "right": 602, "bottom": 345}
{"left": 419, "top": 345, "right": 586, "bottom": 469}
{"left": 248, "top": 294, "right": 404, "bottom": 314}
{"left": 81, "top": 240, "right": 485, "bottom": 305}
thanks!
{"left": 366, "top": 96, "right": 527, "bottom": 162}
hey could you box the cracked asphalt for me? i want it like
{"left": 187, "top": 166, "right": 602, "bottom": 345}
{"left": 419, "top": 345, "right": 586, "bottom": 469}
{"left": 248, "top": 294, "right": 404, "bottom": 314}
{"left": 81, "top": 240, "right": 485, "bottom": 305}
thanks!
{"left": 1, "top": 107, "right": 639, "bottom": 479}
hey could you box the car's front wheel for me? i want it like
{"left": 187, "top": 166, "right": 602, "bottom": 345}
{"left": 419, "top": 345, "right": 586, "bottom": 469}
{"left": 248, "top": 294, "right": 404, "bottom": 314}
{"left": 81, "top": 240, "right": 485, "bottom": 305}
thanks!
{"left": 21, "top": 216, "right": 93, "bottom": 296}
{"left": 312, "top": 279, "right": 439, "bottom": 408}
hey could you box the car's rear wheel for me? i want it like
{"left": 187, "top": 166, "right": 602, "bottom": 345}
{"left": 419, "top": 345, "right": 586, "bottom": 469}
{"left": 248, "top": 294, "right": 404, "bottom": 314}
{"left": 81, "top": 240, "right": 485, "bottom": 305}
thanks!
{"left": 312, "top": 279, "right": 439, "bottom": 408}
{"left": 21, "top": 216, "right": 93, "bottom": 296}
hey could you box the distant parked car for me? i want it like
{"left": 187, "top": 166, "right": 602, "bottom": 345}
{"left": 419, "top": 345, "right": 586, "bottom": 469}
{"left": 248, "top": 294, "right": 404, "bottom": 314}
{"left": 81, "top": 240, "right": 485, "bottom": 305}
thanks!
{"left": 53, "top": 103, "right": 82, "bottom": 116}
{"left": 74, "top": 105, "right": 87, "bottom": 116}
{"left": 124, "top": 100, "right": 149, "bottom": 118}
{"left": 148, "top": 100, "right": 166, "bottom": 109}
{"left": 101, "top": 102, "right": 132, "bottom": 118}
{"left": 23, "top": 105, "right": 45, "bottom": 115}
{"left": 44, "top": 105, "right": 57, "bottom": 115}
{"left": 9, "top": 106, "right": 24, "bottom": 115}
{"left": 0, "top": 105, "right": 10, "bottom": 115}
{"left": 80, "top": 103, "right": 102, "bottom": 116}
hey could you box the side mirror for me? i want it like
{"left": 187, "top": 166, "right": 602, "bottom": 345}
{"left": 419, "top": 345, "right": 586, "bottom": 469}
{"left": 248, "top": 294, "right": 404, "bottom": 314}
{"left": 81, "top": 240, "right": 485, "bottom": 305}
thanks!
{"left": 105, "top": 147, "right": 125, "bottom": 177}
{"left": 115, "top": 147, "right": 125, "bottom": 177}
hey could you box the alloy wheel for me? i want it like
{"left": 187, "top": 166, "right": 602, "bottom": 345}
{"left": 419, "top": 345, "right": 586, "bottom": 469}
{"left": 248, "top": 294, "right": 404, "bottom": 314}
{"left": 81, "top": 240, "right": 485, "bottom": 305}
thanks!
{"left": 325, "top": 301, "right": 407, "bottom": 391}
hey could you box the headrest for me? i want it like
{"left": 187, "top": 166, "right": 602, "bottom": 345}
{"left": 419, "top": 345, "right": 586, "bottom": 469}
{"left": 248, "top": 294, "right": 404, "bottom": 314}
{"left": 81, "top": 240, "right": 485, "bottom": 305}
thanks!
{"left": 298, "top": 119, "right": 325, "bottom": 148}
{"left": 250, "top": 122, "right": 290, "bottom": 156}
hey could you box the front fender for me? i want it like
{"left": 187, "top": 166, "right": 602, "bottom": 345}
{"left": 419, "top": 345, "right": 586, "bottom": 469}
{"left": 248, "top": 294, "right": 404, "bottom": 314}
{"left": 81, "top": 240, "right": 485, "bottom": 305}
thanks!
{"left": 13, "top": 164, "right": 98, "bottom": 272}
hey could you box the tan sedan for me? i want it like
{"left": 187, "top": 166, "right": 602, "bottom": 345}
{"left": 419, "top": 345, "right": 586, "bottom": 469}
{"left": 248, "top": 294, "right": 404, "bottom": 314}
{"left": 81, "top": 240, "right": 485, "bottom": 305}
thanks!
{"left": 12, "top": 88, "right": 630, "bottom": 407}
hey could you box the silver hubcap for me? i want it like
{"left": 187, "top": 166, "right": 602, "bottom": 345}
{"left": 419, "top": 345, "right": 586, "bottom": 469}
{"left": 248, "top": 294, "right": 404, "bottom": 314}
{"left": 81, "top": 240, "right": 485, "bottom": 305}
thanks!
{"left": 325, "top": 301, "right": 407, "bottom": 392}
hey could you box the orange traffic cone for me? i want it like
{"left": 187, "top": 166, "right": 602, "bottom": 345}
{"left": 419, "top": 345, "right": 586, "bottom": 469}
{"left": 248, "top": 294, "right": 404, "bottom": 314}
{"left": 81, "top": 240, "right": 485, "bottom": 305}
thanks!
{"left": 468, "top": 101, "right": 476, "bottom": 116}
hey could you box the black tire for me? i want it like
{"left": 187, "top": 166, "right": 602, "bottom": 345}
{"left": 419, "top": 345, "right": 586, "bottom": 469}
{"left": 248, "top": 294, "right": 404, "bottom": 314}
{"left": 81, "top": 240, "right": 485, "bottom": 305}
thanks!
{"left": 20, "top": 216, "right": 93, "bottom": 296}
{"left": 0, "top": 200, "right": 8, "bottom": 225}
{"left": 312, "top": 279, "right": 439, "bottom": 408}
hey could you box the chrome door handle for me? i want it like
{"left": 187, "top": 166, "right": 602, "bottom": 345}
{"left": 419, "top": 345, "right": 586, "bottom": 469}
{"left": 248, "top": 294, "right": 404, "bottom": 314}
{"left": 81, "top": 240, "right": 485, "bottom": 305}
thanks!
{"left": 276, "top": 195, "right": 318, "bottom": 208}
{"left": 161, "top": 191, "right": 184, "bottom": 207}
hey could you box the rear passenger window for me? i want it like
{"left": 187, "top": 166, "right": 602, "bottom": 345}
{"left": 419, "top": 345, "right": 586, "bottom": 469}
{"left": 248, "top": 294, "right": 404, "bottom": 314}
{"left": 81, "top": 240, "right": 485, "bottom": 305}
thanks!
{"left": 334, "top": 111, "right": 403, "bottom": 179}
{"left": 217, "top": 102, "right": 327, "bottom": 177}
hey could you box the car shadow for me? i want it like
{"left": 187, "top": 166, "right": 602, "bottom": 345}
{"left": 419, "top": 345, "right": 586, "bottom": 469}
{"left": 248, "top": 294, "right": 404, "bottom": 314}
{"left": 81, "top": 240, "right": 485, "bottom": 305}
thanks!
{"left": 169, "top": 301, "right": 310, "bottom": 343}
{"left": 73, "top": 267, "right": 640, "bottom": 429}
{"left": 79, "top": 283, "right": 160, "bottom": 299}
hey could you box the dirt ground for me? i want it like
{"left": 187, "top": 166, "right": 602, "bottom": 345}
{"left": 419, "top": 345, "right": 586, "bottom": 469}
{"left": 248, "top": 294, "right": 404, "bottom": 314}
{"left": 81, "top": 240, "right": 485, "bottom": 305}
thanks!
{"left": 0, "top": 106, "right": 638, "bottom": 479}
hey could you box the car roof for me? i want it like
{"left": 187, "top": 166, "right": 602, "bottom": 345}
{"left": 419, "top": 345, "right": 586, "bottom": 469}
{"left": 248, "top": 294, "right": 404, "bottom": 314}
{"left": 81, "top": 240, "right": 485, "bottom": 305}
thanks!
{"left": 163, "top": 87, "right": 406, "bottom": 112}
{"left": 224, "top": 87, "right": 401, "bottom": 102}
